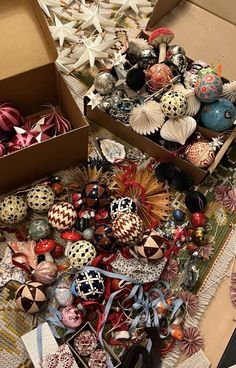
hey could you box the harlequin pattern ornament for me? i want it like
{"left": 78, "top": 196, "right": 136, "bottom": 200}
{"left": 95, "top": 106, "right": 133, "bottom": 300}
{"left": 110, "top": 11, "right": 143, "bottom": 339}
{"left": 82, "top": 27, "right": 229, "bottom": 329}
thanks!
{"left": 0, "top": 195, "right": 28, "bottom": 224}
{"left": 54, "top": 282, "right": 74, "bottom": 306}
{"left": 48, "top": 202, "right": 77, "bottom": 230}
{"left": 146, "top": 63, "right": 173, "bottom": 91}
{"left": 160, "top": 91, "right": 187, "bottom": 118}
{"left": 81, "top": 181, "right": 110, "bottom": 210}
{"left": 200, "top": 98, "right": 236, "bottom": 132}
{"left": 28, "top": 219, "right": 51, "bottom": 241}
{"left": 67, "top": 240, "right": 96, "bottom": 269}
{"left": 110, "top": 197, "right": 137, "bottom": 220}
{"left": 71, "top": 270, "right": 105, "bottom": 300}
{"left": 94, "top": 223, "right": 116, "bottom": 252}
{"left": 61, "top": 304, "right": 83, "bottom": 329}
{"left": 113, "top": 212, "right": 144, "bottom": 245}
{"left": 185, "top": 141, "right": 215, "bottom": 168}
{"left": 134, "top": 230, "right": 166, "bottom": 263}
{"left": 74, "top": 330, "right": 97, "bottom": 356}
{"left": 26, "top": 184, "right": 55, "bottom": 213}
{"left": 15, "top": 281, "right": 47, "bottom": 313}
{"left": 0, "top": 103, "right": 22, "bottom": 131}
{"left": 194, "top": 73, "right": 223, "bottom": 103}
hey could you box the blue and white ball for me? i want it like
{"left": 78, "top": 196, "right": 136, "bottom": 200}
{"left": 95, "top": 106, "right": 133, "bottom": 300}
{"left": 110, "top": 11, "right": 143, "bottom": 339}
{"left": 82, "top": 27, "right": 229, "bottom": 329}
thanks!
{"left": 110, "top": 197, "right": 137, "bottom": 219}
{"left": 71, "top": 271, "right": 104, "bottom": 300}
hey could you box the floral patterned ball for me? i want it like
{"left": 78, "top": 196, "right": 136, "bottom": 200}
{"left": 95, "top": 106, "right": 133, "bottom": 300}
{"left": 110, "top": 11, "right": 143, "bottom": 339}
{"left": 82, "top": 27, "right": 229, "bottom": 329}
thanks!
{"left": 26, "top": 184, "right": 55, "bottom": 213}
{"left": 0, "top": 195, "right": 28, "bottom": 224}
{"left": 194, "top": 73, "right": 223, "bottom": 103}
{"left": 160, "top": 91, "right": 187, "bottom": 118}
{"left": 185, "top": 141, "right": 215, "bottom": 168}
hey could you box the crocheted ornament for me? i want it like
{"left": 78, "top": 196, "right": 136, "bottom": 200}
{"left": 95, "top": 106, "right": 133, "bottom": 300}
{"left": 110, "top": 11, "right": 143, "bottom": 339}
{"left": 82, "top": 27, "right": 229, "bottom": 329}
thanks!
{"left": 110, "top": 197, "right": 137, "bottom": 219}
{"left": 15, "top": 281, "right": 47, "bottom": 313}
{"left": 113, "top": 212, "right": 144, "bottom": 245}
{"left": 26, "top": 184, "right": 55, "bottom": 213}
{"left": 0, "top": 195, "right": 28, "bottom": 224}
{"left": 67, "top": 240, "right": 97, "bottom": 269}
{"left": 48, "top": 201, "right": 77, "bottom": 230}
{"left": 71, "top": 270, "right": 104, "bottom": 300}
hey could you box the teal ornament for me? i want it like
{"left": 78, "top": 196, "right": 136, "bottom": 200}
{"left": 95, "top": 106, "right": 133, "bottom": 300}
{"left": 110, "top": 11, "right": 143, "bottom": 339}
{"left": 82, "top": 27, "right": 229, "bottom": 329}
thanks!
{"left": 194, "top": 73, "right": 223, "bottom": 103}
{"left": 28, "top": 219, "right": 51, "bottom": 241}
{"left": 200, "top": 99, "right": 236, "bottom": 132}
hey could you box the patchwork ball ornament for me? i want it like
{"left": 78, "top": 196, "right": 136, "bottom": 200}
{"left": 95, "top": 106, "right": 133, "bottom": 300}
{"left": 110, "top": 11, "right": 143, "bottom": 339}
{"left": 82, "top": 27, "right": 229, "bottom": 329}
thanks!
{"left": 26, "top": 184, "right": 55, "bottom": 213}
{"left": 134, "top": 230, "right": 166, "bottom": 263}
{"left": 15, "top": 281, "right": 47, "bottom": 313}
{"left": 67, "top": 240, "right": 97, "bottom": 269}
{"left": 94, "top": 223, "right": 116, "bottom": 252}
{"left": 82, "top": 181, "right": 110, "bottom": 210}
{"left": 48, "top": 201, "right": 77, "bottom": 230}
{"left": 113, "top": 212, "right": 144, "bottom": 245}
{"left": 0, "top": 103, "right": 22, "bottom": 132}
{"left": 185, "top": 141, "right": 215, "bottom": 168}
{"left": 160, "top": 91, "right": 187, "bottom": 118}
{"left": 110, "top": 197, "right": 137, "bottom": 219}
{"left": 200, "top": 98, "right": 236, "bottom": 132}
{"left": 0, "top": 195, "right": 28, "bottom": 224}
{"left": 71, "top": 270, "right": 105, "bottom": 300}
{"left": 194, "top": 73, "right": 223, "bottom": 103}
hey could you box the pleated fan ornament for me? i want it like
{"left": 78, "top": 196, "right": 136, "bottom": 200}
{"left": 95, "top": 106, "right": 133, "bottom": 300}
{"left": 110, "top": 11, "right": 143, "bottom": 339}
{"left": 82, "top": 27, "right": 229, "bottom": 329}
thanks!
{"left": 221, "top": 81, "right": 236, "bottom": 103}
{"left": 42, "top": 105, "right": 72, "bottom": 136}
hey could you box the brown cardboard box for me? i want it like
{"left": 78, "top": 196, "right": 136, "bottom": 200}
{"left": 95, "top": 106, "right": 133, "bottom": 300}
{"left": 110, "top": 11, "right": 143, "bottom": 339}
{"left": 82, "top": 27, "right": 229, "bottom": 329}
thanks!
{"left": 0, "top": 0, "right": 89, "bottom": 194}
{"left": 85, "top": 0, "right": 236, "bottom": 184}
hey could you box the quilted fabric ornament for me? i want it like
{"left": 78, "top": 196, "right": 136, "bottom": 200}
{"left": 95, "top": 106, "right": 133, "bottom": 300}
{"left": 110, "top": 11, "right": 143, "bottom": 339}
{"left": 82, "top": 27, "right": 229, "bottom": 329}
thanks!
{"left": 82, "top": 181, "right": 110, "bottom": 210}
{"left": 0, "top": 195, "right": 28, "bottom": 224}
{"left": 0, "top": 103, "right": 22, "bottom": 131}
{"left": 185, "top": 141, "right": 215, "bottom": 168}
{"left": 160, "top": 91, "right": 187, "bottom": 118}
{"left": 15, "top": 281, "right": 47, "bottom": 314}
{"left": 110, "top": 197, "right": 137, "bottom": 219}
{"left": 71, "top": 270, "right": 105, "bottom": 300}
{"left": 66, "top": 240, "right": 97, "bottom": 269}
{"left": 26, "top": 184, "right": 55, "bottom": 213}
{"left": 48, "top": 202, "right": 77, "bottom": 230}
{"left": 94, "top": 224, "right": 116, "bottom": 252}
{"left": 113, "top": 212, "right": 144, "bottom": 245}
{"left": 134, "top": 230, "right": 166, "bottom": 263}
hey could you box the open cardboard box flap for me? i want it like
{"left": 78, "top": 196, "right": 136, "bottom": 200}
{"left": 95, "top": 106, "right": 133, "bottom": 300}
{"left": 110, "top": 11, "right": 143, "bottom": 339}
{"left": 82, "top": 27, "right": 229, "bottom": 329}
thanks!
{"left": 0, "top": 0, "right": 57, "bottom": 80}
{"left": 146, "top": 0, "right": 236, "bottom": 80}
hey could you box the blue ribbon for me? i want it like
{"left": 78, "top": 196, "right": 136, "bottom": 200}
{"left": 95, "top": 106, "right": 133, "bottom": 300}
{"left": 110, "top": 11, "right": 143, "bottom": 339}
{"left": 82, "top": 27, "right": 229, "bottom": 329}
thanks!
{"left": 45, "top": 306, "right": 76, "bottom": 339}
{"left": 36, "top": 324, "right": 43, "bottom": 363}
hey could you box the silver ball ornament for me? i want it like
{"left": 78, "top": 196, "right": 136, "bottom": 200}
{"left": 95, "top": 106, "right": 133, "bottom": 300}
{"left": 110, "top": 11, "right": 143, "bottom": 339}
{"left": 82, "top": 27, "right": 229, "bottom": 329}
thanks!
{"left": 82, "top": 228, "right": 94, "bottom": 241}
{"left": 94, "top": 72, "right": 116, "bottom": 95}
{"left": 137, "top": 49, "right": 157, "bottom": 69}
{"left": 0, "top": 195, "right": 28, "bottom": 224}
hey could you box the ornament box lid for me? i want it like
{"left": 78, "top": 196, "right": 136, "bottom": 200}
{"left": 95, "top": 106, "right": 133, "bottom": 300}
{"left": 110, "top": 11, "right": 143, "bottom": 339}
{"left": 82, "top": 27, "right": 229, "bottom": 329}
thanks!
{"left": 146, "top": 0, "right": 236, "bottom": 81}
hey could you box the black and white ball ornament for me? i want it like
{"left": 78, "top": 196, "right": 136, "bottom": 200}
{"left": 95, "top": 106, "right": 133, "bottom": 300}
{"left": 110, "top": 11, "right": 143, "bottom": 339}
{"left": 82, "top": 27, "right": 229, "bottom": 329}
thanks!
{"left": 160, "top": 91, "right": 187, "bottom": 118}
{"left": 71, "top": 270, "right": 104, "bottom": 300}
{"left": 110, "top": 197, "right": 137, "bottom": 220}
{"left": 26, "top": 184, "right": 55, "bottom": 213}
{"left": 48, "top": 202, "right": 77, "bottom": 230}
{"left": 134, "top": 230, "right": 166, "bottom": 263}
{"left": 66, "top": 240, "right": 97, "bottom": 270}
{"left": 0, "top": 195, "right": 28, "bottom": 224}
{"left": 15, "top": 281, "right": 47, "bottom": 313}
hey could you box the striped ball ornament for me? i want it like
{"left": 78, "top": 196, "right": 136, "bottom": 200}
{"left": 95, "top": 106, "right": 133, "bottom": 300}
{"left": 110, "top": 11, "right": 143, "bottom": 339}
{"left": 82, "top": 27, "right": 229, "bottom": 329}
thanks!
{"left": 113, "top": 212, "right": 144, "bottom": 245}
{"left": 0, "top": 103, "right": 22, "bottom": 131}
{"left": 48, "top": 201, "right": 77, "bottom": 230}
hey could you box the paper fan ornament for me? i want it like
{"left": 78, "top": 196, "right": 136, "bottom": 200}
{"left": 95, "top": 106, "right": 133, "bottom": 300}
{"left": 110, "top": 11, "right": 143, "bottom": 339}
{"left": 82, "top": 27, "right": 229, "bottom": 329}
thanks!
{"left": 130, "top": 101, "right": 165, "bottom": 135}
{"left": 173, "top": 84, "right": 201, "bottom": 116}
{"left": 221, "top": 81, "right": 236, "bottom": 103}
{"left": 160, "top": 116, "right": 196, "bottom": 145}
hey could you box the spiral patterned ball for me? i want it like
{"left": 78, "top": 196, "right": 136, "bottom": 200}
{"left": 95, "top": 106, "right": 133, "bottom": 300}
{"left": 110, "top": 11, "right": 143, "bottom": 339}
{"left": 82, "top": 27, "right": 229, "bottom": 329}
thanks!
{"left": 113, "top": 212, "right": 144, "bottom": 245}
{"left": 48, "top": 202, "right": 77, "bottom": 230}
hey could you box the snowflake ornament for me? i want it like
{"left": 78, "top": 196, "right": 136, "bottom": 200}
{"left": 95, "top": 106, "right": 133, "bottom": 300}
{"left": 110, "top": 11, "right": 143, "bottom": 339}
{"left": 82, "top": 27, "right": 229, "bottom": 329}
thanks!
{"left": 49, "top": 16, "right": 78, "bottom": 47}
{"left": 210, "top": 136, "right": 224, "bottom": 151}
{"left": 110, "top": 0, "right": 151, "bottom": 15}
{"left": 112, "top": 50, "right": 126, "bottom": 69}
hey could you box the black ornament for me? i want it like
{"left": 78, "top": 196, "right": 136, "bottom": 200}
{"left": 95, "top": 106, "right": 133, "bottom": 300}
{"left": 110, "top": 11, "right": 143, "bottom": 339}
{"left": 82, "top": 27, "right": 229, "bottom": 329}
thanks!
{"left": 185, "top": 191, "right": 207, "bottom": 213}
{"left": 155, "top": 163, "right": 176, "bottom": 182}
{"left": 126, "top": 68, "right": 146, "bottom": 91}
{"left": 171, "top": 171, "right": 193, "bottom": 192}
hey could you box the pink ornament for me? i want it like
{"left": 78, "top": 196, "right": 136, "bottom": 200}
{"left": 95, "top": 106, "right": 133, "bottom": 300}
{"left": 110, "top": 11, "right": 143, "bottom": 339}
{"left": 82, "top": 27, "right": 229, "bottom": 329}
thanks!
{"left": 8, "top": 132, "right": 37, "bottom": 153}
{"left": 179, "top": 327, "right": 204, "bottom": 356}
{"left": 160, "top": 258, "right": 178, "bottom": 282}
{"left": 0, "top": 103, "right": 22, "bottom": 132}
{"left": 177, "top": 291, "right": 199, "bottom": 317}
{"left": 185, "top": 141, "right": 215, "bottom": 168}
{"left": 33, "top": 261, "right": 58, "bottom": 285}
{"left": 54, "top": 282, "right": 74, "bottom": 306}
{"left": 61, "top": 304, "right": 83, "bottom": 329}
{"left": 43, "top": 107, "right": 72, "bottom": 136}
{"left": 0, "top": 143, "right": 5, "bottom": 157}
{"left": 146, "top": 64, "right": 173, "bottom": 91}
{"left": 222, "top": 188, "right": 236, "bottom": 212}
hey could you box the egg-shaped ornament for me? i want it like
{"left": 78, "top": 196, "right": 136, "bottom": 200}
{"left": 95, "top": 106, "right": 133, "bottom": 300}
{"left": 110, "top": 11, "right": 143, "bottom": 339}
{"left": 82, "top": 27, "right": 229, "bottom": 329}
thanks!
{"left": 61, "top": 304, "right": 83, "bottom": 329}
{"left": 26, "top": 184, "right": 55, "bottom": 213}
{"left": 194, "top": 73, "right": 223, "bottom": 103}
{"left": 81, "top": 181, "right": 110, "bottom": 210}
{"left": 15, "top": 281, "right": 47, "bottom": 314}
{"left": 71, "top": 270, "right": 105, "bottom": 300}
{"left": 134, "top": 230, "right": 166, "bottom": 263}
{"left": 48, "top": 202, "right": 77, "bottom": 230}
{"left": 33, "top": 261, "right": 58, "bottom": 285}
{"left": 0, "top": 195, "right": 28, "bottom": 224}
{"left": 185, "top": 141, "right": 215, "bottom": 168}
{"left": 54, "top": 282, "right": 74, "bottom": 306}
{"left": 110, "top": 197, "right": 138, "bottom": 220}
{"left": 113, "top": 212, "right": 144, "bottom": 245}
{"left": 66, "top": 240, "right": 97, "bottom": 270}
{"left": 160, "top": 91, "right": 187, "bottom": 118}
{"left": 94, "top": 223, "right": 116, "bottom": 253}
{"left": 28, "top": 219, "right": 51, "bottom": 241}
{"left": 200, "top": 99, "right": 236, "bottom": 132}
{"left": 146, "top": 63, "right": 173, "bottom": 91}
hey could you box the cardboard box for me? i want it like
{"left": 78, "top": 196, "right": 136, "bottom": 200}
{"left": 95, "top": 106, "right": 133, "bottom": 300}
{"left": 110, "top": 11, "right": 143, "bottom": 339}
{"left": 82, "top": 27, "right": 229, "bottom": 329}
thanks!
{"left": 85, "top": 0, "right": 236, "bottom": 184}
{"left": 0, "top": 0, "right": 89, "bottom": 194}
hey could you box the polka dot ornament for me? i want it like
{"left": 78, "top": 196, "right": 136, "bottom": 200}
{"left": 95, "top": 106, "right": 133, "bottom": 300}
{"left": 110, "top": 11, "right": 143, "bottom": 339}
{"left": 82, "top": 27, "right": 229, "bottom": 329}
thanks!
{"left": 113, "top": 212, "right": 144, "bottom": 245}
{"left": 160, "top": 91, "right": 187, "bottom": 118}
{"left": 26, "top": 184, "right": 55, "bottom": 213}
{"left": 110, "top": 197, "right": 137, "bottom": 219}
{"left": 71, "top": 270, "right": 105, "bottom": 300}
{"left": 0, "top": 195, "right": 28, "bottom": 224}
{"left": 15, "top": 281, "right": 47, "bottom": 313}
{"left": 67, "top": 240, "right": 97, "bottom": 270}
{"left": 48, "top": 201, "right": 77, "bottom": 230}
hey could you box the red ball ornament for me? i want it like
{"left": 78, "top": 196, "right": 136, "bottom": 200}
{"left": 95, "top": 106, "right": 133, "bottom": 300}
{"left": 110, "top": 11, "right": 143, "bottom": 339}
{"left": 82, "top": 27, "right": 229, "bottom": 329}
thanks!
{"left": 0, "top": 103, "right": 22, "bottom": 132}
{"left": 51, "top": 243, "right": 64, "bottom": 258}
{"left": 191, "top": 212, "right": 206, "bottom": 227}
{"left": 146, "top": 64, "right": 173, "bottom": 91}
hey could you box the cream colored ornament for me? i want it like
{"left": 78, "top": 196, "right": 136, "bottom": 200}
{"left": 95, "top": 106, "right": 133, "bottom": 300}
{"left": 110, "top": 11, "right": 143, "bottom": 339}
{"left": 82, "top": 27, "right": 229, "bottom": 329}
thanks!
{"left": 0, "top": 195, "right": 28, "bottom": 224}
{"left": 66, "top": 240, "right": 97, "bottom": 270}
{"left": 160, "top": 91, "right": 187, "bottom": 118}
{"left": 173, "top": 84, "right": 200, "bottom": 116}
{"left": 221, "top": 81, "right": 236, "bottom": 103}
{"left": 100, "top": 139, "right": 126, "bottom": 163}
{"left": 130, "top": 101, "right": 165, "bottom": 135}
{"left": 160, "top": 116, "right": 197, "bottom": 145}
{"left": 26, "top": 184, "right": 55, "bottom": 213}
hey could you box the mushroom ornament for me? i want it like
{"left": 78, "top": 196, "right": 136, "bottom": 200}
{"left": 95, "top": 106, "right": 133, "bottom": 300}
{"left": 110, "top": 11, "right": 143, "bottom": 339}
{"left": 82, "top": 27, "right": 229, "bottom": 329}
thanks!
{"left": 148, "top": 27, "right": 174, "bottom": 62}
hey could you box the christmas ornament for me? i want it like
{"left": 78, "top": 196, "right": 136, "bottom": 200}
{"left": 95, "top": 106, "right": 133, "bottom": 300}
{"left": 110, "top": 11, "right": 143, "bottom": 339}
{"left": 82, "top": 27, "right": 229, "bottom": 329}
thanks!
{"left": 185, "top": 141, "right": 215, "bottom": 168}
{"left": 177, "top": 291, "right": 199, "bottom": 317}
{"left": 42, "top": 108, "right": 72, "bottom": 136}
{"left": 146, "top": 63, "right": 173, "bottom": 91}
{"left": 221, "top": 81, "right": 236, "bottom": 103}
{"left": 26, "top": 184, "right": 55, "bottom": 213}
{"left": 113, "top": 212, "right": 144, "bottom": 245}
{"left": 74, "top": 330, "right": 97, "bottom": 356}
{"left": 192, "top": 227, "right": 206, "bottom": 244}
{"left": 148, "top": 28, "right": 174, "bottom": 63}
{"left": 35, "top": 239, "right": 56, "bottom": 262}
{"left": 8, "top": 129, "right": 37, "bottom": 152}
{"left": 191, "top": 212, "right": 206, "bottom": 227}
{"left": 0, "top": 143, "right": 5, "bottom": 157}
{"left": 179, "top": 327, "right": 203, "bottom": 357}
{"left": 88, "top": 349, "right": 108, "bottom": 368}
{"left": 71, "top": 270, "right": 105, "bottom": 300}
{"left": 94, "top": 72, "right": 116, "bottom": 95}
{"left": 110, "top": 197, "right": 137, "bottom": 219}
{"left": 126, "top": 68, "right": 146, "bottom": 91}
{"left": 160, "top": 258, "right": 178, "bottom": 282}
{"left": 49, "top": 16, "right": 77, "bottom": 47}
{"left": 194, "top": 73, "right": 223, "bottom": 103}
{"left": 61, "top": 305, "right": 83, "bottom": 329}
{"left": 33, "top": 261, "right": 58, "bottom": 285}
{"left": 128, "top": 38, "right": 152, "bottom": 58}
{"left": 83, "top": 228, "right": 94, "bottom": 241}
{"left": 48, "top": 202, "right": 77, "bottom": 230}
{"left": 38, "top": 0, "right": 60, "bottom": 18}
{"left": 15, "top": 281, "right": 47, "bottom": 314}
{"left": 173, "top": 83, "right": 201, "bottom": 116}
{"left": 166, "top": 45, "right": 186, "bottom": 58}
{"left": 168, "top": 53, "right": 188, "bottom": 73}
{"left": 173, "top": 209, "right": 185, "bottom": 222}
{"left": 81, "top": 181, "right": 110, "bottom": 210}
{"left": 28, "top": 219, "right": 51, "bottom": 241}
{"left": 66, "top": 240, "right": 97, "bottom": 269}
{"left": 87, "top": 91, "right": 103, "bottom": 110}
{"left": 171, "top": 171, "right": 193, "bottom": 192}
{"left": 134, "top": 230, "right": 166, "bottom": 263}
{"left": 200, "top": 98, "right": 236, "bottom": 132}
{"left": 8, "top": 240, "right": 37, "bottom": 269}
{"left": 0, "top": 195, "right": 28, "bottom": 224}
{"left": 160, "top": 91, "right": 187, "bottom": 118}
{"left": 54, "top": 282, "right": 74, "bottom": 306}
{"left": 100, "top": 138, "right": 126, "bottom": 163}
{"left": 56, "top": 48, "right": 76, "bottom": 72}
{"left": 137, "top": 49, "right": 157, "bottom": 69}
{"left": 0, "top": 103, "right": 22, "bottom": 132}
{"left": 185, "top": 191, "right": 207, "bottom": 213}
{"left": 94, "top": 223, "right": 116, "bottom": 252}
{"left": 160, "top": 117, "right": 197, "bottom": 145}
{"left": 110, "top": 0, "right": 151, "bottom": 15}
{"left": 51, "top": 243, "right": 64, "bottom": 259}
{"left": 155, "top": 163, "right": 176, "bottom": 182}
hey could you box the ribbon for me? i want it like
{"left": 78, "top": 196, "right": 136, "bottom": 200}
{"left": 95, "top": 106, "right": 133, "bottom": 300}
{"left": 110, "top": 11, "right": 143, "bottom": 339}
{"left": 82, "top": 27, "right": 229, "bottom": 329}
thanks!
{"left": 45, "top": 306, "right": 76, "bottom": 339}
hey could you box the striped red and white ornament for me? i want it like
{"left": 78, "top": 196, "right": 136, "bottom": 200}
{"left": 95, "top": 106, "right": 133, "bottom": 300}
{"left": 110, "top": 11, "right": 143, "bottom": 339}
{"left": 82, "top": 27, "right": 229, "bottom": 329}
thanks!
{"left": 48, "top": 201, "right": 77, "bottom": 230}
{"left": 0, "top": 103, "right": 22, "bottom": 132}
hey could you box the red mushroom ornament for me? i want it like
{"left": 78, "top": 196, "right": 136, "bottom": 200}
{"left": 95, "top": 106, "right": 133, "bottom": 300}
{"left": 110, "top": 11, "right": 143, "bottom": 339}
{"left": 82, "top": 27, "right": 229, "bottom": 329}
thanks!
{"left": 61, "top": 230, "right": 82, "bottom": 256}
{"left": 148, "top": 27, "right": 174, "bottom": 63}
{"left": 35, "top": 239, "right": 56, "bottom": 262}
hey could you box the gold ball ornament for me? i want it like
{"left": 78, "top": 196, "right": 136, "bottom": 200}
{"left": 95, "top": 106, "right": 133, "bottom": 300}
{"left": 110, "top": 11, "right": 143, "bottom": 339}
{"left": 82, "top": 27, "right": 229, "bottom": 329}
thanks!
{"left": 0, "top": 195, "right": 28, "bottom": 224}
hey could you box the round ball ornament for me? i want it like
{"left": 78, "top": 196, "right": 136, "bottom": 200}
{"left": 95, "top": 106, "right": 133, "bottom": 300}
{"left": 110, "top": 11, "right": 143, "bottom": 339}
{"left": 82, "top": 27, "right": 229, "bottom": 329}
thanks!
{"left": 67, "top": 240, "right": 96, "bottom": 270}
{"left": 110, "top": 197, "right": 137, "bottom": 219}
{"left": 172, "top": 209, "right": 185, "bottom": 223}
{"left": 168, "top": 53, "right": 188, "bottom": 73}
{"left": 146, "top": 63, "right": 173, "bottom": 91}
{"left": 48, "top": 202, "right": 77, "bottom": 230}
{"left": 33, "top": 261, "right": 58, "bottom": 285}
{"left": 71, "top": 270, "right": 105, "bottom": 300}
{"left": 28, "top": 219, "right": 51, "bottom": 241}
{"left": 26, "top": 184, "right": 55, "bottom": 213}
{"left": 185, "top": 191, "right": 207, "bottom": 213}
{"left": 0, "top": 103, "right": 22, "bottom": 132}
{"left": 61, "top": 304, "right": 83, "bottom": 329}
{"left": 191, "top": 212, "right": 206, "bottom": 227}
{"left": 82, "top": 181, "right": 110, "bottom": 210}
{"left": 74, "top": 330, "right": 97, "bottom": 356}
{"left": 126, "top": 68, "right": 146, "bottom": 91}
{"left": 89, "top": 349, "right": 108, "bottom": 368}
{"left": 137, "top": 49, "right": 157, "bottom": 69}
{"left": 200, "top": 99, "right": 236, "bottom": 132}
{"left": 94, "top": 223, "right": 116, "bottom": 252}
{"left": 194, "top": 73, "right": 223, "bottom": 103}
{"left": 166, "top": 45, "right": 186, "bottom": 58}
{"left": 0, "top": 195, "right": 28, "bottom": 224}
{"left": 185, "top": 141, "right": 215, "bottom": 168}
{"left": 113, "top": 212, "right": 144, "bottom": 245}
{"left": 160, "top": 91, "right": 187, "bottom": 118}
{"left": 94, "top": 72, "right": 116, "bottom": 95}
{"left": 134, "top": 230, "right": 166, "bottom": 263}
{"left": 15, "top": 281, "right": 47, "bottom": 313}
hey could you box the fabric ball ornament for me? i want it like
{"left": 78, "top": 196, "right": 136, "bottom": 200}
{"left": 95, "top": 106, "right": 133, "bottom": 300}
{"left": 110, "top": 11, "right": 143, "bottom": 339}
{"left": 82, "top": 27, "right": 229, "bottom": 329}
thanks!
{"left": 0, "top": 103, "right": 22, "bottom": 131}
{"left": 186, "top": 141, "right": 215, "bottom": 168}
{"left": 160, "top": 91, "right": 187, "bottom": 118}
{"left": 135, "top": 230, "right": 166, "bottom": 263}
{"left": 71, "top": 270, "right": 105, "bottom": 300}
{"left": 74, "top": 330, "right": 97, "bottom": 356}
{"left": 82, "top": 181, "right": 110, "bottom": 210}
{"left": 0, "top": 195, "right": 28, "bottom": 224}
{"left": 28, "top": 219, "right": 51, "bottom": 241}
{"left": 48, "top": 202, "right": 77, "bottom": 230}
{"left": 15, "top": 281, "right": 47, "bottom": 313}
{"left": 110, "top": 197, "right": 137, "bottom": 219}
{"left": 113, "top": 212, "right": 144, "bottom": 245}
{"left": 67, "top": 240, "right": 96, "bottom": 269}
{"left": 155, "top": 163, "right": 176, "bottom": 182}
{"left": 171, "top": 171, "right": 193, "bottom": 192}
{"left": 61, "top": 304, "right": 83, "bottom": 329}
{"left": 94, "top": 223, "right": 116, "bottom": 252}
{"left": 54, "top": 282, "right": 74, "bottom": 306}
{"left": 185, "top": 191, "right": 207, "bottom": 213}
{"left": 194, "top": 73, "right": 223, "bottom": 103}
{"left": 146, "top": 63, "right": 173, "bottom": 91}
{"left": 26, "top": 184, "right": 55, "bottom": 213}
{"left": 33, "top": 261, "right": 58, "bottom": 285}
{"left": 200, "top": 99, "right": 236, "bottom": 132}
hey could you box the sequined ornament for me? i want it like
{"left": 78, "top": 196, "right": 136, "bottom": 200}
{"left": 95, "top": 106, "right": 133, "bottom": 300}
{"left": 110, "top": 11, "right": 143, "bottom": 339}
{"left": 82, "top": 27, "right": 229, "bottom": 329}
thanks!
{"left": 0, "top": 195, "right": 28, "bottom": 224}
{"left": 71, "top": 270, "right": 105, "bottom": 300}
{"left": 185, "top": 141, "right": 215, "bottom": 168}
{"left": 54, "top": 282, "right": 74, "bottom": 306}
{"left": 168, "top": 53, "right": 188, "bottom": 73}
{"left": 0, "top": 103, "right": 22, "bottom": 131}
{"left": 200, "top": 98, "right": 236, "bottom": 132}
{"left": 48, "top": 202, "right": 77, "bottom": 230}
{"left": 194, "top": 73, "right": 223, "bottom": 103}
{"left": 94, "top": 72, "right": 116, "bottom": 95}
{"left": 137, "top": 49, "right": 157, "bottom": 69}
{"left": 113, "top": 212, "right": 144, "bottom": 245}
{"left": 74, "top": 331, "right": 97, "bottom": 356}
{"left": 134, "top": 230, "right": 165, "bottom": 263}
{"left": 110, "top": 197, "right": 137, "bottom": 219}
{"left": 146, "top": 63, "right": 173, "bottom": 91}
{"left": 15, "top": 281, "right": 47, "bottom": 313}
{"left": 89, "top": 349, "right": 108, "bottom": 368}
{"left": 94, "top": 223, "right": 116, "bottom": 252}
{"left": 61, "top": 305, "right": 83, "bottom": 329}
{"left": 26, "top": 184, "right": 55, "bottom": 213}
{"left": 67, "top": 240, "right": 96, "bottom": 269}
{"left": 33, "top": 261, "right": 58, "bottom": 285}
{"left": 160, "top": 91, "right": 187, "bottom": 118}
{"left": 28, "top": 219, "right": 51, "bottom": 241}
{"left": 82, "top": 181, "right": 110, "bottom": 210}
